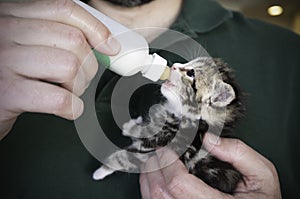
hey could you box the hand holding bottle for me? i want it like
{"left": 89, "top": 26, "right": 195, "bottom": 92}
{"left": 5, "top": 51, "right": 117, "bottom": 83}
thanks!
{"left": 0, "top": 0, "right": 120, "bottom": 139}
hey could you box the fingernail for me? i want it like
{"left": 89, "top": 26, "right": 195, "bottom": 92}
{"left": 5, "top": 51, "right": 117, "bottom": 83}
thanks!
{"left": 73, "top": 98, "right": 84, "bottom": 118}
{"left": 105, "top": 36, "right": 121, "bottom": 54}
{"left": 206, "top": 133, "right": 221, "bottom": 146}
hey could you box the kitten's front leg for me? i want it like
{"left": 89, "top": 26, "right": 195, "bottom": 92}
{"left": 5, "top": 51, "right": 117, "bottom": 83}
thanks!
{"left": 93, "top": 149, "right": 138, "bottom": 180}
{"left": 122, "top": 116, "right": 143, "bottom": 137}
{"left": 93, "top": 142, "right": 152, "bottom": 180}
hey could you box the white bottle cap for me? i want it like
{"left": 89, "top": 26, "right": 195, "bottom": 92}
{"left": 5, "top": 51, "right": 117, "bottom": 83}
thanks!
{"left": 142, "top": 53, "right": 168, "bottom": 82}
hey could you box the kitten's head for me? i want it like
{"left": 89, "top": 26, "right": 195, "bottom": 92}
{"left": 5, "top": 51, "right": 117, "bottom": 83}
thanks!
{"left": 161, "top": 57, "right": 242, "bottom": 129}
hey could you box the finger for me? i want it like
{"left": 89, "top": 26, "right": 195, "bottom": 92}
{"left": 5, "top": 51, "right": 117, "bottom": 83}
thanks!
{"left": 1, "top": 17, "right": 98, "bottom": 84}
{"left": 155, "top": 148, "right": 188, "bottom": 199}
{"left": 63, "top": 66, "right": 87, "bottom": 96}
{"left": 156, "top": 148, "right": 189, "bottom": 185}
{"left": 203, "top": 133, "right": 272, "bottom": 176}
{"left": 143, "top": 156, "right": 174, "bottom": 199}
{"left": 1, "top": 17, "right": 91, "bottom": 62}
{"left": 156, "top": 148, "right": 226, "bottom": 199}
{"left": 167, "top": 173, "right": 228, "bottom": 199}
{"left": 2, "top": 45, "right": 81, "bottom": 83}
{"left": 1, "top": 44, "right": 91, "bottom": 96}
{"left": 0, "top": 0, "right": 120, "bottom": 55}
{"left": 140, "top": 173, "right": 151, "bottom": 199}
{"left": 1, "top": 77, "right": 84, "bottom": 120}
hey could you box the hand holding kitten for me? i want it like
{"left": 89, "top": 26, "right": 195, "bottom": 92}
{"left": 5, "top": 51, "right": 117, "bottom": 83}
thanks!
{"left": 139, "top": 133, "right": 282, "bottom": 199}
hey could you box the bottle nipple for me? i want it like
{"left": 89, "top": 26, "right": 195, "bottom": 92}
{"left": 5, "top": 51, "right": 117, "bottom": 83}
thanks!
{"left": 159, "top": 67, "right": 171, "bottom": 80}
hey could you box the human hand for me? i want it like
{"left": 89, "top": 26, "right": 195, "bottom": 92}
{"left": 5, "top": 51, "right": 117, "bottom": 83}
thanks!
{"left": 139, "top": 133, "right": 282, "bottom": 199}
{"left": 0, "top": 0, "right": 120, "bottom": 139}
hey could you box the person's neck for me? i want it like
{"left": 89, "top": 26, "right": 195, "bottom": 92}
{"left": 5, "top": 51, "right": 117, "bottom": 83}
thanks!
{"left": 89, "top": 0, "right": 182, "bottom": 42}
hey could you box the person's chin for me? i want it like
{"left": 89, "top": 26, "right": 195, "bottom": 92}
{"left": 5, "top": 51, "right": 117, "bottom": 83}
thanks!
{"left": 103, "top": 0, "right": 154, "bottom": 7}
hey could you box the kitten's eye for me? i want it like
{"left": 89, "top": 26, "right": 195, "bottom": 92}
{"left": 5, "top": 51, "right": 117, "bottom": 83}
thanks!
{"left": 186, "top": 69, "right": 195, "bottom": 77}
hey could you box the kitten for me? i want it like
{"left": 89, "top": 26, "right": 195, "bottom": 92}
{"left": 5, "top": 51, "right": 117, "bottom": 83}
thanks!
{"left": 93, "top": 57, "right": 244, "bottom": 194}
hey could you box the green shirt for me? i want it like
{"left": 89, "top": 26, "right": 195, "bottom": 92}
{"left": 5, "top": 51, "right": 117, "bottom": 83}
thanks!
{"left": 1, "top": 0, "right": 299, "bottom": 198}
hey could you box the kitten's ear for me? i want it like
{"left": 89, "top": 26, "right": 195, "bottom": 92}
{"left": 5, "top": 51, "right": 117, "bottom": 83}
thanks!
{"left": 211, "top": 80, "right": 235, "bottom": 107}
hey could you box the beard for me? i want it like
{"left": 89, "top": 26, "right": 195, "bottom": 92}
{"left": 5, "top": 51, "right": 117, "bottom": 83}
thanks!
{"left": 103, "top": 0, "right": 154, "bottom": 7}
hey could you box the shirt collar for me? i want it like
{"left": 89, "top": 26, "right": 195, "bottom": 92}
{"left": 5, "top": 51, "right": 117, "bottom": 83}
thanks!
{"left": 171, "top": 0, "right": 233, "bottom": 36}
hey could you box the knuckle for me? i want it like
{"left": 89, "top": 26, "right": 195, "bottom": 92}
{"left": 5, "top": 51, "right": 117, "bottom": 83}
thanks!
{"left": 232, "top": 139, "right": 248, "bottom": 159}
{"left": 269, "top": 162, "right": 277, "bottom": 174}
{"left": 150, "top": 186, "right": 165, "bottom": 199}
{"left": 73, "top": 85, "right": 85, "bottom": 97}
{"left": 93, "top": 21, "right": 110, "bottom": 42}
{"left": 52, "top": 91, "right": 72, "bottom": 113}
{"left": 62, "top": 53, "right": 80, "bottom": 81}
{"left": 264, "top": 158, "right": 278, "bottom": 178}
{"left": 85, "top": 53, "right": 98, "bottom": 81}
{"left": 53, "top": 0, "right": 75, "bottom": 17}
{"left": 167, "top": 175, "right": 185, "bottom": 196}
{"left": 67, "top": 28, "right": 87, "bottom": 48}
{"left": 72, "top": 69, "right": 87, "bottom": 96}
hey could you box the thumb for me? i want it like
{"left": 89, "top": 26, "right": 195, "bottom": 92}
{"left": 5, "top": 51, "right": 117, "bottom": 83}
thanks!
{"left": 202, "top": 133, "right": 268, "bottom": 176}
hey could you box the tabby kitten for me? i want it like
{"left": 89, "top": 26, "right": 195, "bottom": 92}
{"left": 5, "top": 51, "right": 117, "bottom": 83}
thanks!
{"left": 93, "top": 57, "right": 244, "bottom": 194}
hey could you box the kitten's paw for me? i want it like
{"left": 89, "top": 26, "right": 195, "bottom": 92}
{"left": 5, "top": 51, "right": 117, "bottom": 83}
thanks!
{"left": 92, "top": 166, "right": 115, "bottom": 180}
{"left": 122, "top": 116, "right": 143, "bottom": 136}
{"left": 134, "top": 116, "right": 143, "bottom": 124}
{"left": 122, "top": 120, "right": 135, "bottom": 136}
